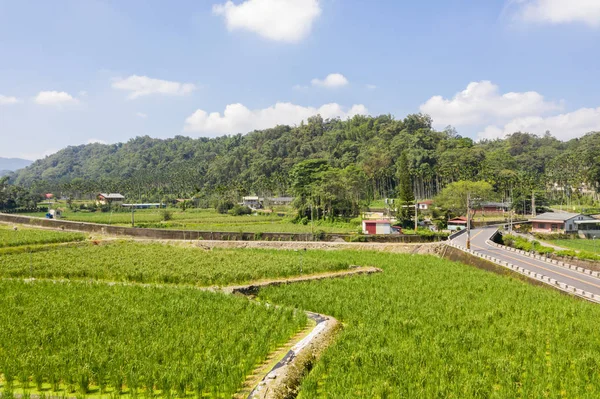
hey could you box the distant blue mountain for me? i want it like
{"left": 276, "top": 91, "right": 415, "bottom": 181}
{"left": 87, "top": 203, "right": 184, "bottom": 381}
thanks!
{"left": 0, "top": 157, "right": 32, "bottom": 172}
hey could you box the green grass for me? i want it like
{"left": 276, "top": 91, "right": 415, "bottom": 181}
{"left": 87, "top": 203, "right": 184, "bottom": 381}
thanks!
{"left": 259, "top": 251, "right": 600, "bottom": 398}
{"left": 548, "top": 239, "right": 600, "bottom": 255}
{"left": 0, "top": 224, "right": 86, "bottom": 248}
{"left": 0, "top": 241, "right": 350, "bottom": 286}
{"left": 0, "top": 280, "right": 306, "bottom": 398}
{"left": 21, "top": 208, "right": 358, "bottom": 234}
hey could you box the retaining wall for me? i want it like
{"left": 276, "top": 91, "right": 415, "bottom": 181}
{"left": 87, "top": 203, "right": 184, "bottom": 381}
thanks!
{"left": 0, "top": 213, "right": 436, "bottom": 243}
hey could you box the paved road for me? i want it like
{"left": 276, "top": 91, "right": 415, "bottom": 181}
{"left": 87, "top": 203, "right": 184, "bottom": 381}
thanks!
{"left": 452, "top": 227, "right": 600, "bottom": 297}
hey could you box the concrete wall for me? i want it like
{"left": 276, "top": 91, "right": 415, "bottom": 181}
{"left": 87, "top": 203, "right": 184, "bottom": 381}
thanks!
{"left": 0, "top": 213, "right": 437, "bottom": 243}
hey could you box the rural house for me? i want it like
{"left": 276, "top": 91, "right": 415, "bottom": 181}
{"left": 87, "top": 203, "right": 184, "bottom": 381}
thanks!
{"left": 97, "top": 193, "right": 125, "bottom": 206}
{"left": 529, "top": 212, "right": 595, "bottom": 234}
{"left": 242, "top": 196, "right": 263, "bottom": 209}
{"left": 362, "top": 220, "right": 401, "bottom": 235}
{"left": 479, "top": 201, "right": 510, "bottom": 215}
{"left": 447, "top": 216, "right": 469, "bottom": 231}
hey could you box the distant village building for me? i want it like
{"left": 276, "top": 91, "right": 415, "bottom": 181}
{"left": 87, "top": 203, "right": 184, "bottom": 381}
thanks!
{"left": 97, "top": 193, "right": 125, "bottom": 206}
{"left": 242, "top": 196, "right": 295, "bottom": 209}
{"left": 242, "top": 196, "right": 263, "bottom": 209}
{"left": 418, "top": 200, "right": 433, "bottom": 210}
{"left": 447, "top": 217, "right": 469, "bottom": 231}
{"left": 362, "top": 220, "right": 394, "bottom": 235}
{"left": 530, "top": 212, "right": 595, "bottom": 234}
{"left": 267, "top": 197, "right": 294, "bottom": 205}
{"left": 479, "top": 201, "right": 510, "bottom": 215}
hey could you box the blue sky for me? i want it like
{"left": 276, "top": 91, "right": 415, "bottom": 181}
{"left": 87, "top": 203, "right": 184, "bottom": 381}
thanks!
{"left": 1, "top": 0, "right": 600, "bottom": 160}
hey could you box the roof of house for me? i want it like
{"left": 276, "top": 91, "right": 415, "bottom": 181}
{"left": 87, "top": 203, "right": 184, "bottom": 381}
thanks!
{"left": 99, "top": 193, "right": 125, "bottom": 199}
{"left": 530, "top": 212, "right": 589, "bottom": 222}
{"left": 363, "top": 220, "right": 392, "bottom": 224}
{"left": 243, "top": 196, "right": 261, "bottom": 201}
{"left": 448, "top": 217, "right": 468, "bottom": 223}
{"left": 418, "top": 200, "right": 434, "bottom": 205}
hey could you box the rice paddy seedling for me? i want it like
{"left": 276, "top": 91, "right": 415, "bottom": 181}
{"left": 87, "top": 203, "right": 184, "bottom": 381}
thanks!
{"left": 259, "top": 251, "right": 600, "bottom": 398}
{"left": 0, "top": 242, "right": 349, "bottom": 286}
{"left": 0, "top": 280, "right": 306, "bottom": 398}
{"left": 0, "top": 225, "right": 85, "bottom": 248}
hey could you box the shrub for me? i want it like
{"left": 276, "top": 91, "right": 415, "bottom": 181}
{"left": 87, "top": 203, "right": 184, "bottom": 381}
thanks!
{"left": 216, "top": 201, "right": 234, "bottom": 214}
{"left": 227, "top": 205, "right": 252, "bottom": 216}
{"left": 160, "top": 210, "right": 173, "bottom": 222}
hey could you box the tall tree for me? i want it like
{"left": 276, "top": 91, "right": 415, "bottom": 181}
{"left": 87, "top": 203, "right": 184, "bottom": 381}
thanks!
{"left": 435, "top": 180, "right": 494, "bottom": 218}
{"left": 396, "top": 152, "right": 415, "bottom": 225}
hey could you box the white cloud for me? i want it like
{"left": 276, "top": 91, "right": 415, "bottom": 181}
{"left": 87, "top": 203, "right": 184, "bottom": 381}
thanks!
{"left": 479, "top": 107, "right": 600, "bottom": 141}
{"left": 136, "top": 112, "right": 148, "bottom": 118}
{"left": 212, "top": 0, "right": 321, "bottom": 43}
{"left": 366, "top": 84, "right": 377, "bottom": 90}
{"left": 87, "top": 138, "right": 107, "bottom": 145}
{"left": 293, "top": 84, "right": 309, "bottom": 91}
{"left": 311, "top": 73, "right": 349, "bottom": 88}
{"left": 513, "top": 0, "right": 600, "bottom": 27}
{"left": 420, "top": 80, "right": 561, "bottom": 128}
{"left": 34, "top": 91, "right": 78, "bottom": 106}
{"left": 79, "top": 90, "right": 88, "bottom": 97}
{"left": 184, "top": 102, "right": 368, "bottom": 135}
{"left": 0, "top": 95, "right": 21, "bottom": 105}
{"left": 112, "top": 75, "right": 196, "bottom": 99}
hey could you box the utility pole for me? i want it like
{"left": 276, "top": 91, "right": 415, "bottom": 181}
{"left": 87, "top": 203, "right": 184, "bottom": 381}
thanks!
{"left": 466, "top": 192, "right": 471, "bottom": 250}
{"left": 131, "top": 206, "right": 135, "bottom": 227}
{"left": 414, "top": 202, "right": 418, "bottom": 233}
{"left": 310, "top": 201, "right": 314, "bottom": 240}
{"left": 531, "top": 190, "right": 536, "bottom": 217}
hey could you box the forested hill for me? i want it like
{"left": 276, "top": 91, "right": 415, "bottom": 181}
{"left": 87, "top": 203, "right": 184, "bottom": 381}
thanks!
{"left": 11, "top": 114, "right": 600, "bottom": 202}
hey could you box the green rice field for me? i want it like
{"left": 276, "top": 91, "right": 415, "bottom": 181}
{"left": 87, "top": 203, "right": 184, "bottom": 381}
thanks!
{"left": 0, "top": 241, "right": 350, "bottom": 286}
{"left": 21, "top": 208, "right": 358, "bottom": 234}
{"left": 0, "top": 224, "right": 86, "bottom": 248}
{"left": 259, "top": 251, "right": 600, "bottom": 398}
{"left": 0, "top": 280, "right": 306, "bottom": 398}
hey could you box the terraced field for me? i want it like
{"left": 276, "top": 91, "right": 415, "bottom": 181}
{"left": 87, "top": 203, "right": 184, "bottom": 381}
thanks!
{"left": 3, "top": 227, "right": 600, "bottom": 398}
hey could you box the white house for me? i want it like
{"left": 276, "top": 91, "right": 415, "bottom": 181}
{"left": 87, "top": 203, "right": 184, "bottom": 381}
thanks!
{"left": 97, "top": 193, "right": 125, "bottom": 206}
{"left": 242, "top": 196, "right": 264, "bottom": 209}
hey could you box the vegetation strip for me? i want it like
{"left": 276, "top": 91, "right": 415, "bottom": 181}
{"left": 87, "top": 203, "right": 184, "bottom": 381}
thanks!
{"left": 448, "top": 236, "right": 600, "bottom": 303}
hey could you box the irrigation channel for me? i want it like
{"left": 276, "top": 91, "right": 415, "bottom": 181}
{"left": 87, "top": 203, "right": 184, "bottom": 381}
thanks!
{"left": 2, "top": 266, "right": 382, "bottom": 399}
